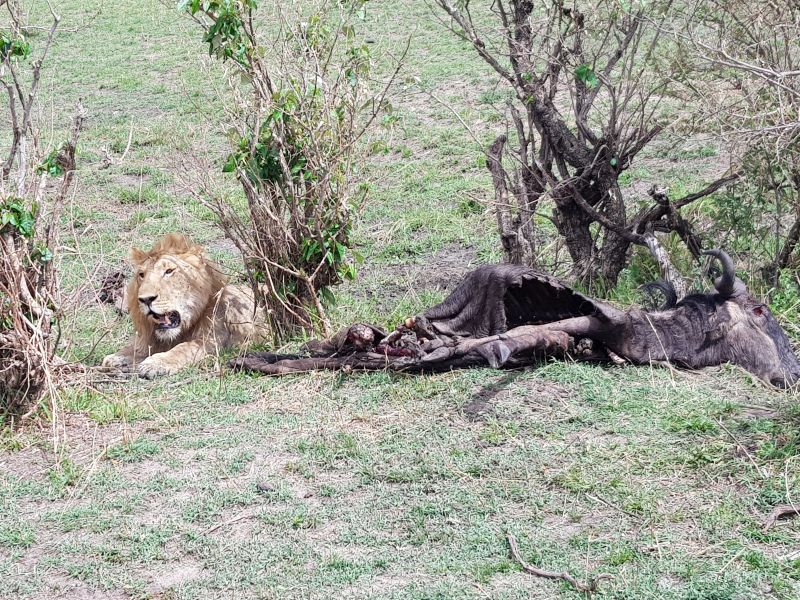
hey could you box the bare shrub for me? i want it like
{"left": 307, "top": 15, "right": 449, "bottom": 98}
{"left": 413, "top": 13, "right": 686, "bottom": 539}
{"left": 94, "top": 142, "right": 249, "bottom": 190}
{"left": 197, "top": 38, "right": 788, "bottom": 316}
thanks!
{"left": 673, "top": 2, "right": 800, "bottom": 286}
{"left": 180, "top": 0, "right": 402, "bottom": 341}
{"left": 0, "top": 2, "right": 84, "bottom": 416}
{"left": 433, "top": 0, "right": 737, "bottom": 287}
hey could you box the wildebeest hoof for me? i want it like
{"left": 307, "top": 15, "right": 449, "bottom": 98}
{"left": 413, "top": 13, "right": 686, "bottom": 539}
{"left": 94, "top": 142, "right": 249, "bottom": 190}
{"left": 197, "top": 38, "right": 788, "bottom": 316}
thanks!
{"left": 477, "top": 341, "right": 512, "bottom": 368}
{"left": 137, "top": 356, "right": 174, "bottom": 379}
{"left": 101, "top": 353, "right": 131, "bottom": 370}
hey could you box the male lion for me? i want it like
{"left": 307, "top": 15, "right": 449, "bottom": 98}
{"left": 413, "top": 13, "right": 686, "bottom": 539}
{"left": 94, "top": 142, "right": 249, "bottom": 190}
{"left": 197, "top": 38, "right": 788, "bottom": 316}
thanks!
{"left": 102, "top": 233, "right": 266, "bottom": 378}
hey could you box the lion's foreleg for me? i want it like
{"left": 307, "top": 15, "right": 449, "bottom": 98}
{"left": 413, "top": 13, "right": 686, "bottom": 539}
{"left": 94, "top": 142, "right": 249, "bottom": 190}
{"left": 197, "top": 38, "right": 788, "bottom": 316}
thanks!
{"left": 136, "top": 339, "right": 210, "bottom": 379}
{"left": 101, "top": 342, "right": 141, "bottom": 370}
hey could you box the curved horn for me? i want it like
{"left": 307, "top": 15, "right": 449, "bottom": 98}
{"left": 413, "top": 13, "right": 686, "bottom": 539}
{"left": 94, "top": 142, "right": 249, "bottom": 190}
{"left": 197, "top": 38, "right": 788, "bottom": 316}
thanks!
{"left": 639, "top": 280, "right": 677, "bottom": 310}
{"left": 702, "top": 249, "right": 736, "bottom": 298}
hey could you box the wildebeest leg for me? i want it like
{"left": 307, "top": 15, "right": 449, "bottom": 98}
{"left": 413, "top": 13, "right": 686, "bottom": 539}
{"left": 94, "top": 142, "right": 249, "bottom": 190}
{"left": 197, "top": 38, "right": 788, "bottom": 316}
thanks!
{"left": 476, "top": 330, "right": 571, "bottom": 368}
{"left": 232, "top": 351, "right": 496, "bottom": 375}
{"left": 230, "top": 351, "right": 305, "bottom": 367}
{"left": 422, "top": 316, "right": 605, "bottom": 367}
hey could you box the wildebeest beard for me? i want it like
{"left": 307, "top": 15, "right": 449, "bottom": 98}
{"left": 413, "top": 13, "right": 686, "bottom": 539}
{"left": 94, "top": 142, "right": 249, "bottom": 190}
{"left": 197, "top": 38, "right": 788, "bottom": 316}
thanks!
{"left": 232, "top": 250, "right": 800, "bottom": 388}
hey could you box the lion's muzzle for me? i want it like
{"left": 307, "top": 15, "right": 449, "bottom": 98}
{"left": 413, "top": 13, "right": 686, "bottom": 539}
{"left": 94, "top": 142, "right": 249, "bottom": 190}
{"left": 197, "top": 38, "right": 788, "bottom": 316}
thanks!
{"left": 150, "top": 310, "right": 181, "bottom": 330}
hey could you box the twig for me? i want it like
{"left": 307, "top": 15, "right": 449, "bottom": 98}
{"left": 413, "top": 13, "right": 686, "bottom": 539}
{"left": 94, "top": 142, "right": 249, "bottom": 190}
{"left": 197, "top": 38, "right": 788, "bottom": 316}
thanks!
{"left": 586, "top": 493, "right": 642, "bottom": 521}
{"left": 200, "top": 508, "right": 259, "bottom": 536}
{"left": 716, "top": 418, "right": 768, "bottom": 478}
{"left": 717, "top": 548, "right": 745, "bottom": 576}
{"left": 507, "top": 533, "right": 612, "bottom": 594}
{"left": 762, "top": 504, "right": 800, "bottom": 532}
{"left": 99, "top": 119, "right": 134, "bottom": 169}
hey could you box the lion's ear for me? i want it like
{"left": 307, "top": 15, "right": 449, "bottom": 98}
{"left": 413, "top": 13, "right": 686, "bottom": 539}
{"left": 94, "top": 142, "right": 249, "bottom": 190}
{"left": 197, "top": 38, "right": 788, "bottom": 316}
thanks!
{"left": 130, "top": 247, "right": 148, "bottom": 266}
{"left": 189, "top": 242, "right": 207, "bottom": 258}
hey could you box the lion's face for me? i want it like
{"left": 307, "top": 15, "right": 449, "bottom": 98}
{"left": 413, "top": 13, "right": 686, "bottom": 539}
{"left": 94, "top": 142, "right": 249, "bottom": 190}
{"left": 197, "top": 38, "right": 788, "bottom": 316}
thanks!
{"left": 128, "top": 234, "right": 227, "bottom": 345}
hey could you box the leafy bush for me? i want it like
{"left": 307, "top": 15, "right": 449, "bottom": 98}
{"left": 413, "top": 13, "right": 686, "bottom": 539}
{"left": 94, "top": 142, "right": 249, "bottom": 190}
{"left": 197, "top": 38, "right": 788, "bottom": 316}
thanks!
{"left": 181, "top": 0, "right": 400, "bottom": 340}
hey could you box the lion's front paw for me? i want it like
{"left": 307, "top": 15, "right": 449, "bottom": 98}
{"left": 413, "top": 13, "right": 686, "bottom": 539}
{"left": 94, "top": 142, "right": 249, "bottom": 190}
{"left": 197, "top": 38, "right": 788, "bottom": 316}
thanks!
{"left": 137, "top": 355, "right": 178, "bottom": 379}
{"left": 102, "top": 353, "right": 132, "bottom": 370}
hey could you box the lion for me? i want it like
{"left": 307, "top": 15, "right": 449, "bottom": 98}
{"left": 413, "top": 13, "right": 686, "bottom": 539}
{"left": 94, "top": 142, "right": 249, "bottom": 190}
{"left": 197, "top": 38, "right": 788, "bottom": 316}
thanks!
{"left": 101, "top": 233, "right": 266, "bottom": 379}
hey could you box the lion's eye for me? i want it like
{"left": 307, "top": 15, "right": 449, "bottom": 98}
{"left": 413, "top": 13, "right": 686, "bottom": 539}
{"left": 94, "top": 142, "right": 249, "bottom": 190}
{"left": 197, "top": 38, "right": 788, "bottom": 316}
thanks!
{"left": 165, "top": 268, "right": 175, "bottom": 276}
{"left": 138, "top": 272, "right": 144, "bottom": 279}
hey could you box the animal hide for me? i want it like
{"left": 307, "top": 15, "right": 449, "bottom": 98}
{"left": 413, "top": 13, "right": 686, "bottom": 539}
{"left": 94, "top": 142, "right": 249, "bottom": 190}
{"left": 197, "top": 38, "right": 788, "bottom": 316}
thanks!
{"left": 231, "top": 264, "right": 617, "bottom": 375}
{"left": 232, "top": 254, "right": 800, "bottom": 386}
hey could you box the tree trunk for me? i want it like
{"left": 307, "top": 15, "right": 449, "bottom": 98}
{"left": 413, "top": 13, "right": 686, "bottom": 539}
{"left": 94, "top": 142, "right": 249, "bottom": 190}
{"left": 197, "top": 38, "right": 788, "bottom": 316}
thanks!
{"left": 486, "top": 135, "right": 537, "bottom": 265}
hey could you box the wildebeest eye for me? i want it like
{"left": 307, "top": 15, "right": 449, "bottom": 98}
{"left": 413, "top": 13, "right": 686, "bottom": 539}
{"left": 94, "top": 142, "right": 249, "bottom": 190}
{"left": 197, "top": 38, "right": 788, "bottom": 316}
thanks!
{"left": 752, "top": 305, "right": 765, "bottom": 317}
{"left": 165, "top": 268, "right": 175, "bottom": 276}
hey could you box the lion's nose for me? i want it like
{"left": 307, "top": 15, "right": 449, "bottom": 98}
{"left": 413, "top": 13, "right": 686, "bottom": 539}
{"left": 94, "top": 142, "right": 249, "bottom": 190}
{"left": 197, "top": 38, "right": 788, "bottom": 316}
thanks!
{"left": 139, "top": 295, "right": 157, "bottom": 307}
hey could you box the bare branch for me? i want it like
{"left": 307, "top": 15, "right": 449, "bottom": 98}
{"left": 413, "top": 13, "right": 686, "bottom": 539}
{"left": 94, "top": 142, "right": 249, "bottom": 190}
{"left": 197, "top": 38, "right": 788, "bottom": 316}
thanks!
{"left": 507, "top": 533, "right": 613, "bottom": 593}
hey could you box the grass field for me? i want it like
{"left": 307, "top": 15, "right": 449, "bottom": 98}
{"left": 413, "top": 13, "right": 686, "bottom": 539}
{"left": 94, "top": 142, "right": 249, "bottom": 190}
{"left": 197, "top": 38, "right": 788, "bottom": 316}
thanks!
{"left": 1, "top": 1, "right": 800, "bottom": 598}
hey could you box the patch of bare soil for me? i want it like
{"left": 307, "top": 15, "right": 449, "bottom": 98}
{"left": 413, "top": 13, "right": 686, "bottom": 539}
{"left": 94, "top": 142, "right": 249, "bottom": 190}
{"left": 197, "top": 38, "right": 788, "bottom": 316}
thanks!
{"left": 37, "top": 574, "right": 130, "bottom": 600}
{"left": 59, "top": 413, "right": 145, "bottom": 468}
{"left": 364, "top": 244, "right": 478, "bottom": 310}
{"left": 341, "top": 573, "right": 436, "bottom": 600}
{"left": 145, "top": 560, "right": 205, "bottom": 596}
{"left": 205, "top": 236, "right": 241, "bottom": 258}
{"left": 111, "top": 172, "right": 151, "bottom": 189}
{"left": 0, "top": 413, "right": 143, "bottom": 481}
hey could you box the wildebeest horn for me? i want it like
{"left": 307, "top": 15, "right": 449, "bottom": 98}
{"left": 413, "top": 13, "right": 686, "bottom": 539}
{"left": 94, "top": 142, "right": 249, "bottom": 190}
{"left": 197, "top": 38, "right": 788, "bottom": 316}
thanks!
{"left": 702, "top": 249, "right": 736, "bottom": 298}
{"left": 640, "top": 280, "right": 678, "bottom": 310}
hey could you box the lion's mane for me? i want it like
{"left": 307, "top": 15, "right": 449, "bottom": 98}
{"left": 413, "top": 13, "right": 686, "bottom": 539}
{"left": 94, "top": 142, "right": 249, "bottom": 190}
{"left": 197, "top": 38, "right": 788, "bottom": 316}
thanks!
{"left": 127, "top": 233, "right": 228, "bottom": 351}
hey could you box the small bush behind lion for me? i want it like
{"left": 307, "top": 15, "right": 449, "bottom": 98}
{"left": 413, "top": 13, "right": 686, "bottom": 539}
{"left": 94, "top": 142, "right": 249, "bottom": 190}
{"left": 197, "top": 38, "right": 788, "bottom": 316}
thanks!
{"left": 179, "top": 0, "right": 404, "bottom": 342}
{"left": 0, "top": 1, "right": 85, "bottom": 419}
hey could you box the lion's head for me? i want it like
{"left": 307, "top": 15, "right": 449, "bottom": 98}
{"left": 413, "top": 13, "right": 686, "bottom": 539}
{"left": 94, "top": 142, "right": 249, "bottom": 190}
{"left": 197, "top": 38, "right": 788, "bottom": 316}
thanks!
{"left": 128, "top": 234, "right": 227, "bottom": 346}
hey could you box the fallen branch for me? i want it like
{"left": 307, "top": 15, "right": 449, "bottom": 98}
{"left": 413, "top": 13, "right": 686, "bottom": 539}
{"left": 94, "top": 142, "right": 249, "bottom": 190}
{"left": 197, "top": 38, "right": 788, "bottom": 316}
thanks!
{"left": 507, "top": 533, "right": 612, "bottom": 594}
{"left": 762, "top": 504, "right": 800, "bottom": 532}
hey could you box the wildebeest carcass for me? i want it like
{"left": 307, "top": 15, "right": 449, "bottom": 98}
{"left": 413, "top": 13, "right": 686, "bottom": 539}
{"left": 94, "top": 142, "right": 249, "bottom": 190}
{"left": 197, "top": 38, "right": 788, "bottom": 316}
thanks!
{"left": 232, "top": 250, "right": 800, "bottom": 387}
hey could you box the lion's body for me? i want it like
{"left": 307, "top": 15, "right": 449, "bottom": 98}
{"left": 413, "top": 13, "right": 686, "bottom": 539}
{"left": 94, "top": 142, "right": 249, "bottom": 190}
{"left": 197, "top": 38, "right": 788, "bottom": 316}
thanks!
{"left": 102, "top": 234, "right": 266, "bottom": 378}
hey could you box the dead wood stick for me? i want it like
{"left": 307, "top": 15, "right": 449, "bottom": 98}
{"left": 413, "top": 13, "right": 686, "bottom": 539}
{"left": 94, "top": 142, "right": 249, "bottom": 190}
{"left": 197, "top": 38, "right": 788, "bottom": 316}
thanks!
{"left": 507, "top": 533, "right": 612, "bottom": 593}
{"left": 762, "top": 504, "right": 800, "bottom": 532}
{"left": 200, "top": 509, "right": 258, "bottom": 536}
{"left": 586, "top": 493, "right": 642, "bottom": 521}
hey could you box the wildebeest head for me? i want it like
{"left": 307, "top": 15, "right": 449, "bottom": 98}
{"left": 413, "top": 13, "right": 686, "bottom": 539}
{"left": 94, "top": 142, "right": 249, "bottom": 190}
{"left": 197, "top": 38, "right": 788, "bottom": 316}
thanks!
{"left": 674, "top": 250, "right": 800, "bottom": 388}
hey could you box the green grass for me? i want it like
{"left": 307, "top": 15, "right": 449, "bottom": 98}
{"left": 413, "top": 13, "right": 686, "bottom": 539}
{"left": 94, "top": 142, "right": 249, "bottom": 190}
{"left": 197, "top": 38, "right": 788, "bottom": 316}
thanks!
{"left": 1, "top": 0, "right": 799, "bottom": 599}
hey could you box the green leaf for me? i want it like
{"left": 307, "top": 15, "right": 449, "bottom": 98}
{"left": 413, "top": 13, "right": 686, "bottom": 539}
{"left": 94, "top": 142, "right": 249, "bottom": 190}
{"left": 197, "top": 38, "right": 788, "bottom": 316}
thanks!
{"left": 222, "top": 153, "right": 237, "bottom": 173}
{"left": 575, "top": 64, "right": 599, "bottom": 89}
{"left": 610, "top": 157, "right": 618, "bottom": 167}
{"left": 319, "top": 286, "right": 337, "bottom": 306}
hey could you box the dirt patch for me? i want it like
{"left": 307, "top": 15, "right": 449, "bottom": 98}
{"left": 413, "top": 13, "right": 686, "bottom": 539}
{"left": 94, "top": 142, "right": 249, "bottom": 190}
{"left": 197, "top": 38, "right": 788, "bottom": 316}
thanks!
{"left": 359, "top": 244, "right": 478, "bottom": 311}
{"left": 0, "top": 413, "right": 143, "bottom": 481}
{"left": 111, "top": 172, "right": 151, "bottom": 189}
{"left": 386, "top": 245, "right": 477, "bottom": 292}
{"left": 343, "top": 573, "right": 436, "bottom": 599}
{"left": 145, "top": 560, "right": 205, "bottom": 596}
{"left": 38, "top": 573, "right": 130, "bottom": 600}
{"left": 738, "top": 405, "right": 780, "bottom": 420}
{"left": 205, "top": 236, "right": 241, "bottom": 259}
{"left": 461, "top": 397, "right": 497, "bottom": 422}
